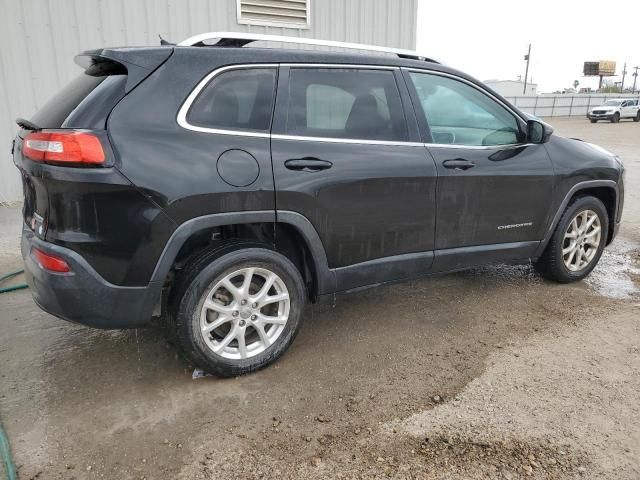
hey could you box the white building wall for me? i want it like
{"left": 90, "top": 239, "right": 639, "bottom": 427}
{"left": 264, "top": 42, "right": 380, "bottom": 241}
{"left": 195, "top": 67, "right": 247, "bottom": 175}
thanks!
{"left": 485, "top": 80, "right": 538, "bottom": 97}
{"left": 0, "top": 0, "right": 418, "bottom": 203}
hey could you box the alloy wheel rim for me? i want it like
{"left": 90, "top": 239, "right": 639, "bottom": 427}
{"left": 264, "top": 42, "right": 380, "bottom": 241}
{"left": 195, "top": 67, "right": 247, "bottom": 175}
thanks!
{"left": 199, "top": 267, "right": 290, "bottom": 360}
{"left": 562, "top": 209, "right": 601, "bottom": 272}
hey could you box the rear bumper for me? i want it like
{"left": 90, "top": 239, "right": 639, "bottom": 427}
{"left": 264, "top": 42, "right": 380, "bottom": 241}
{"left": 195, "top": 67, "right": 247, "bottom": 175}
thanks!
{"left": 21, "top": 226, "right": 161, "bottom": 329}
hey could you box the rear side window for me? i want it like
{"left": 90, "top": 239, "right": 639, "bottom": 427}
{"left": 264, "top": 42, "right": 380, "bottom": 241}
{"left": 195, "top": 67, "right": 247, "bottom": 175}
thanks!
{"left": 31, "top": 74, "right": 106, "bottom": 128}
{"left": 187, "top": 68, "right": 277, "bottom": 132}
{"left": 285, "top": 68, "right": 408, "bottom": 142}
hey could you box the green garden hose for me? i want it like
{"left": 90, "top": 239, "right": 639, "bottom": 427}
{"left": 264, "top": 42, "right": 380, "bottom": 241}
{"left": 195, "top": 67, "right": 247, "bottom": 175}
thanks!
{"left": 0, "top": 270, "right": 27, "bottom": 294}
{"left": 0, "top": 271, "right": 24, "bottom": 477}
{"left": 0, "top": 416, "right": 17, "bottom": 480}
{"left": 0, "top": 270, "right": 22, "bottom": 479}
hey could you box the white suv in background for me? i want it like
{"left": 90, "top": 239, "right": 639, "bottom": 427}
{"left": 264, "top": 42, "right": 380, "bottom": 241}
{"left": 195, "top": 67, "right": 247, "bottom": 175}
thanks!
{"left": 587, "top": 99, "right": 640, "bottom": 123}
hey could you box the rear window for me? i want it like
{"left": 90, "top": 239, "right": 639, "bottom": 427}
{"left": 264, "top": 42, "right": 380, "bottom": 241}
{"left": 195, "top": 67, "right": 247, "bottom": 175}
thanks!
{"left": 31, "top": 73, "right": 107, "bottom": 128}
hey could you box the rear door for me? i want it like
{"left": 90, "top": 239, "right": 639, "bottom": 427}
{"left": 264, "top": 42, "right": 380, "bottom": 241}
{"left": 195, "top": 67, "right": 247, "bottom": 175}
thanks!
{"left": 270, "top": 66, "right": 437, "bottom": 291}
{"left": 621, "top": 100, "right": 638, "bottom": 118}
{"left": 404, "top": 69, "right": 555, "bottom": 271}
{"left": 620, "top": 101, "right": 631, "bottom": 118}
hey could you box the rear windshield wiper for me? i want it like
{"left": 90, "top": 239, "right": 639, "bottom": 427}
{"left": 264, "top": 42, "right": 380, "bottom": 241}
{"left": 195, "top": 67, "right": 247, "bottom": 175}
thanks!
{"left": 16, "top": 118, "right": 41, "bottom": 131}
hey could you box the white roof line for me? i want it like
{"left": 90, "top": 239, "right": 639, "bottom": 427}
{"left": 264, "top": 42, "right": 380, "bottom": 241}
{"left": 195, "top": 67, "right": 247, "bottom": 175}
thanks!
{"left": 176, "top": 31, "right": 440, "bottom": 63}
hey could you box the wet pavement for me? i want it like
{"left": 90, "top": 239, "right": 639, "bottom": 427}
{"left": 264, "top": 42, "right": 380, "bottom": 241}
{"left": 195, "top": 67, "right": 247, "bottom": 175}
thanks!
{"left": 0, "top": 117, "right": 639, "bottom": 479}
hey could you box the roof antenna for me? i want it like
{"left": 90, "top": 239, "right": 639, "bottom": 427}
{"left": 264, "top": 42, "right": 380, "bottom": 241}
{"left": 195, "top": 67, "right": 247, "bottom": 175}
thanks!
{"left": 159, "top": 34, "right": 174, "bottom": 46}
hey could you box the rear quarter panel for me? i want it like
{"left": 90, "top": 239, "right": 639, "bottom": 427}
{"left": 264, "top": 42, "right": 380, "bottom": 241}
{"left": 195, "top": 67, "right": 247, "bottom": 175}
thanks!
{"left": 107, "top": 49, "right": 276, "bottom": 224}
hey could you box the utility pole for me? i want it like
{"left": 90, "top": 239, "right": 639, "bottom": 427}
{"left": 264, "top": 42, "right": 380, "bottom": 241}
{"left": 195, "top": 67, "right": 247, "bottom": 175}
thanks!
{"left": 523, "top": 44, "right": 531, "bottom": 95}
{"left": 633, "top": 66, "right": 639, "bottom": 93}
{"left": 621, "top": 63, "right": 627, "bottom": 92}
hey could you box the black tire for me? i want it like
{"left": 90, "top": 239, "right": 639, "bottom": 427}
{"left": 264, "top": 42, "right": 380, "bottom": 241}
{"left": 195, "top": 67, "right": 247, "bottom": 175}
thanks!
{"left": 634, "top": 111, "right": 640, "bottom": 122}
{"left": 535, "top": 196, "right": 608, "bottom": 283}
{"left": 171, "top": 244, "right": 306, "bottom": 377}
{"left": 610, "top": 112, "right": 620, "bottom": 123}
{"left": 590, "top": 119, "right": 597, "bottom": 123}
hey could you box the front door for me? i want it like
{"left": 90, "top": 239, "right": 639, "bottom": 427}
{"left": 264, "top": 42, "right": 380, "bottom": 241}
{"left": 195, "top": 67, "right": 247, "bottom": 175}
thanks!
{"left": 271, "top": 66, "right": 438, "bottom": 291}
{"left": 405, "top": 69, "right": 555, "bottom": 271}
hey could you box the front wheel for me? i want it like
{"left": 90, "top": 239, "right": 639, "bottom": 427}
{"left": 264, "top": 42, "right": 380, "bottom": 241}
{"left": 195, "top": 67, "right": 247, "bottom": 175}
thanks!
{"left": 611, "top": 112, "right": 620, "bottom": 123}
{"left": 172, "top": 246, "right": 306, "bottom": 377}
{"left": 535, "top": 196, "right": 608, "bottom": 283}
{"left": 590, "top": 118, "right": 597, "bottom": 123}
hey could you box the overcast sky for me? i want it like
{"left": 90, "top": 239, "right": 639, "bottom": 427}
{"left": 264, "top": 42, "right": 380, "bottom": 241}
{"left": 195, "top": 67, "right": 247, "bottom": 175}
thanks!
{"left": 416, "top": 0, "right": 640, "bottom": 92}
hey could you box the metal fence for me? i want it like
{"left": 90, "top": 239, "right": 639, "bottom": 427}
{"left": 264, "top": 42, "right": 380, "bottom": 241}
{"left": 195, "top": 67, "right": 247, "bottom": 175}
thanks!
{"left": 503, "top": 94, "right": 640, "bottom": 117}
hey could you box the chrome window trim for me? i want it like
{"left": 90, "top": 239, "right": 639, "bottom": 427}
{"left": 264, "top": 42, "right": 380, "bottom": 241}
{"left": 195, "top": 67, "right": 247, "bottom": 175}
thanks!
{"left": 177, "top": 63, "right": 423, "bottom": 146}
{"left": 426, "top": 142, "right": 534, "bottom": 150}
{"left": 177, "top": 63, "right": 537, "bottom": 148}
{"left": 176, "top": 63, "right": 276, "bottom": 138}
{"left": 272, "top": 134, "right": 423, "bottom": 147}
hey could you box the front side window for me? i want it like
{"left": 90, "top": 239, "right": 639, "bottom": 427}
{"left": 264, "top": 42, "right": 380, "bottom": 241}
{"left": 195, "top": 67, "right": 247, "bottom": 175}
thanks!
{"left": 187, "top": 68, "right": 276, "bottom": 132}
{"left": 286, "top": 68, "right": 408, "bottom": 142}
{"left": 409, "top": 72, "right": 522, "bottom": 146}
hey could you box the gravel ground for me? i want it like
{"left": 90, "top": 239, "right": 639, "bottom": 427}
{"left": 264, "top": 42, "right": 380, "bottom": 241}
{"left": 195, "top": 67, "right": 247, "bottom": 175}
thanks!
{"left": 0, "top": 117, "right": 638, "bottom": 480}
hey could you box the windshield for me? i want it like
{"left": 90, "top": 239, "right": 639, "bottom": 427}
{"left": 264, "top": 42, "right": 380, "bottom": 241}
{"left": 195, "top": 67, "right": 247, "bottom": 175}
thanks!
{"left": 602, "top": 100, "right": 622, "bottom": 106}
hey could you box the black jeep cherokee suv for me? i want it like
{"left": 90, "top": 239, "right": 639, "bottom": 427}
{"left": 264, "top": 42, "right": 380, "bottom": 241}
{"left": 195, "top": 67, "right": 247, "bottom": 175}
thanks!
{"left": 14, "top": 33, "right": 624, "bottom": 376}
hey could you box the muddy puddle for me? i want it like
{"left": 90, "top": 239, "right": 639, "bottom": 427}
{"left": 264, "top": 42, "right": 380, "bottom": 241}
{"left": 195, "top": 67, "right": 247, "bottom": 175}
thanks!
{"left": 462, "top": 237, "right": 640, "bottom": 300}
{"left": 584, "top": 238, "right": 640, "bottom": 299}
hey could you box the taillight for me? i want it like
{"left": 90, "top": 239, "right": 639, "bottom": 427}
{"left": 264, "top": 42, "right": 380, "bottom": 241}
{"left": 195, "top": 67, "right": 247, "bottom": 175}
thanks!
{"left": 23, "top": 131, "right": 105, "bottom": 165}
{"left": 31, "top": 247, "right": 71, "bottom": 273}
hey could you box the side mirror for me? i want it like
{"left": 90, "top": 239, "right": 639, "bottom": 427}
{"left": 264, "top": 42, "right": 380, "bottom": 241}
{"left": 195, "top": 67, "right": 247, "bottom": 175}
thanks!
{"left": 527, "top": 119, "right": 553, "bottom": 144}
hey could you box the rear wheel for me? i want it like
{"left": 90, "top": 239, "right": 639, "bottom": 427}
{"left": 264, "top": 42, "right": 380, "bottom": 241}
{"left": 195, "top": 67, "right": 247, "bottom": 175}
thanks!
{"left": 611, "top": 112, "right": 620, "bottom": 123}
{"left": 171, "top": 246, "right": 306, "bottom": 377}
{"left": 634, "top": 111, "right": 640, "bottom": 122}
{"left": 535, "top": 196, "right": 608, "bottom": 283}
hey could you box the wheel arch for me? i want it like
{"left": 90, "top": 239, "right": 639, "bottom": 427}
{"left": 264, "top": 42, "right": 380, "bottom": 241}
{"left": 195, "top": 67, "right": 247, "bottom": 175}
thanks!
{"left": 536, "top": 180, "right": 619, "bottom": 257}
{"left": 149, "top": 211, "right": 335, "bottom": 301}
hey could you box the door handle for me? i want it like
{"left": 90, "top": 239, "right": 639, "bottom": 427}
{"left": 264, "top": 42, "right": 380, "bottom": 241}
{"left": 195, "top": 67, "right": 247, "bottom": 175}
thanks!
{"left": 442, "top": 158, "right": 476, "bottom": 171}
{"left": 284, "top": 158, "right": 333, "bottom": 172}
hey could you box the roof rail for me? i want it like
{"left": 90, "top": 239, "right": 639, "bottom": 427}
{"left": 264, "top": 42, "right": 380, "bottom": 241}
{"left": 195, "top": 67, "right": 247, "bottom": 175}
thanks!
{"left": 177, "top": 32, "right": 440, "bottom": 63}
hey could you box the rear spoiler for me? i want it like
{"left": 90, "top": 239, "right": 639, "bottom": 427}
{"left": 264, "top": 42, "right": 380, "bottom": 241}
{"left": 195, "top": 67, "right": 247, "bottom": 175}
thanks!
{"left": 74, "top": 47, "right": 173, "bottom": 93}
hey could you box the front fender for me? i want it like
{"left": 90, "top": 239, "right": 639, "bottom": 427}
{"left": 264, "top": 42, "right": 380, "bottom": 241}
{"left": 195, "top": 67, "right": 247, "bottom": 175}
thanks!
{"left": 534, "top": 180, "right": 619, "bottom": 257}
